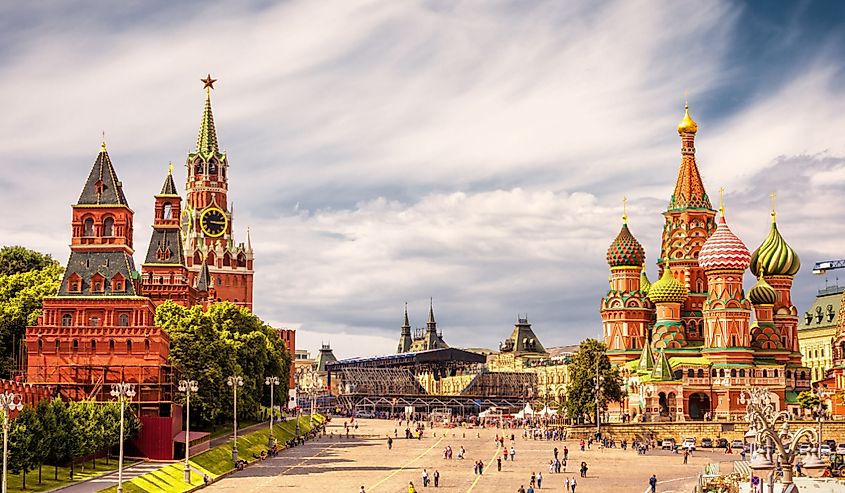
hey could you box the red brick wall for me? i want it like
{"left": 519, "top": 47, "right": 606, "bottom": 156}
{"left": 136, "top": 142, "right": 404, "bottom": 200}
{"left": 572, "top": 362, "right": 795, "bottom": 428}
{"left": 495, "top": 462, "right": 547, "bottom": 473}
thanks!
{"left": 276, "top": 328, "right": 296, "bottom": 389}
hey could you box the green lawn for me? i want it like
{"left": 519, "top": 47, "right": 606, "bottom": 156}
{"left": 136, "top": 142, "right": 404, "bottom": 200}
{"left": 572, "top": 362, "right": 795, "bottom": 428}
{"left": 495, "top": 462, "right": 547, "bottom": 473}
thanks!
{"left": 3, "top": 460, "right": 130, "bottom": 493}
{"left": 99, "top": 414, "right": 324, "bottom": 493}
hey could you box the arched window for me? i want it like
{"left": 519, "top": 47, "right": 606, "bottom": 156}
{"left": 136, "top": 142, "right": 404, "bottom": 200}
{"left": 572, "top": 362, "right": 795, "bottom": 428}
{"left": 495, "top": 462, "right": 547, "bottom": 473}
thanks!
{"left": 800, "top": 371, "right": 806, "bottom": 380}
{"left": 719, "top": 369, "right": 725, "bottom": 377}
{"left": 126, "top": 339, "right": 132, "bottom": 353}
{"left": 774, "top": 369, "right": 779, "bottom": 377}
{"left": 72, "top": 339, "right": 79, "bottom": 353}
{"left": 83, "top": 218, "right": 95, "bottom": 236}
{"left": 37, "top": 339, "right": 43, "bottom": 354}
{"left": 103, "top": 217, "right": 114, "bottom": 236}
{"left": 237, "top": 253, "right": 246, "bottom": 268}
{"left": 711, "top": 369, "right": 716, "bottom": 377}
{"left": 55, "top": 340, "right": 61, "bottom": 353}
{"left": 91, "top": 340, "right": 97, "bottom": 353}
{"left": 762, "top": 369, "right": 768, "bottom": 378}
{"left": 109, "top": 340, "right": 115, "bottom": 353}
{"left": 739, "top": 369, "right": 745, "bottom": 377}
{"left": 62, "top": 313, "right": 73, "bottom": 326}
{"left": 118, "top": 313, "right": 130, "bottom": 327}
{"left": 208, "top": 160, "right": 218, "bottom": 175}
{"left": 89, "top": 316, "right": 100, "bottom": 327}
{"left": 145, "top": 339, "right": 150, "bottom": 354}
{"left": 194, "top": 161, "right": 204, "bottom": 176}
{"left": 730, "top": 369, "right": 737, "bottom": 377}
{"left": 697, "top": 369, "right": 704, "bottom": 378}
{"left": 687, "top": 369, "right": 694, "bottom": 378}
{"left": 786, "top": 370, "right": 792, "bottom": 379}
{"left": 163, "top": 202, "right": 173, "bottom": 220}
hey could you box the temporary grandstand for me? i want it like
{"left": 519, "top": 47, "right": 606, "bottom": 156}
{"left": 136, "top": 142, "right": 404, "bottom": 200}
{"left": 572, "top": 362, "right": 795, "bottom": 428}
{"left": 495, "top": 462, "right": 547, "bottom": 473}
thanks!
{"left": 326, "top": 348, "right": 535, "bottom": 416}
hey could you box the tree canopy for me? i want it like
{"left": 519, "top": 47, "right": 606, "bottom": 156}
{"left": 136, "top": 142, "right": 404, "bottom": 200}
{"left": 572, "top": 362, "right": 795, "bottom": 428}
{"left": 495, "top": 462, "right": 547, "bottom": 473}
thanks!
{"left": 0, "top": 246, "right": 62, "bottom": 376}
{"left": 564, "top": 338, "right": 623, "bottom": 422}
{"left": 156, "top": 300, "right": 291, "bottom": 427}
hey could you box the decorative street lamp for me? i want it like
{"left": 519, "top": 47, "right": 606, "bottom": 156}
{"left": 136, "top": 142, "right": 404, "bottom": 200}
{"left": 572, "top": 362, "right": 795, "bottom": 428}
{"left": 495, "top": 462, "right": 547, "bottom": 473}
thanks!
{"left": 265, "top": 376, "right": 280, "bottom": 448}
{"left": 110, "top": 383, "right": 136, "bottom": 493}
{"left": 178, "top": 379, "right": 199, "bottom": 483}
{"left": 227, "top": 376, "right": 244, "bottom": 462}
{"left": 741, "top": 387, "right": 826, "bottom": 493}
{"left": 0, "top": 392, "right": 23, "bottom": 493}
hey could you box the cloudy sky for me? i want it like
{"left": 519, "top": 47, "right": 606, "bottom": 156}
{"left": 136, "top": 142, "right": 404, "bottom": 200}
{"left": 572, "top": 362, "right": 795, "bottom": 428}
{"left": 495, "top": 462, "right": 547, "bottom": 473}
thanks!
{"left": 2, "top": 1, "right": 845, "bottom": 359}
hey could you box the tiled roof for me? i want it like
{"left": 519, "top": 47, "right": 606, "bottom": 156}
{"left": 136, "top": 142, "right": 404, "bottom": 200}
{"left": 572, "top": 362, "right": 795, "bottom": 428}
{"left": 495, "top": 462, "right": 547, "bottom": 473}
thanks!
{"left": 143, "top": 229, "right": 185, "bottom": 265}
{"left": 159, "top": 171, "right": 179, "bottom": 196}
{"left": 77, "top": 146, "right": 129, "bottom": 206}
{"left": 58, "top": 251, "right": 138, "bottom": 296}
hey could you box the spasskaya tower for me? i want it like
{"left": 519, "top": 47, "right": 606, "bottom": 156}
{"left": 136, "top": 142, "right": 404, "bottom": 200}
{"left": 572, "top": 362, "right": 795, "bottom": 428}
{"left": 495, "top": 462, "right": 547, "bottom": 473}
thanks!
{"left": 182, "top": 75, "right": 254, "bottom": 309}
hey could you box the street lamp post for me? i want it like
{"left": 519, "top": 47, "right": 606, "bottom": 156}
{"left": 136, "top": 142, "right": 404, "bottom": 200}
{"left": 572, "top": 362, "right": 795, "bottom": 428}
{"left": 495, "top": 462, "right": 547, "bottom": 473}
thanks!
{"left": 0, "top": 392, "right": 23, "bottom": 493}
{"left": 265, "top": 376, "right": 280, "bottom": 448}
{"left": 742, "top": 387, "right": 827, "bottom": 493}
{"left": 227, "top": 376, "right": 244, "bottom": 463}
{"left": 110, "top": 383, "right": 136, "bottom": 493}
{"left": 178, "top": 379, "right": 198, "bottom": 483}
{"left": 813, "top": 384, "right": 826, "bottom": 452}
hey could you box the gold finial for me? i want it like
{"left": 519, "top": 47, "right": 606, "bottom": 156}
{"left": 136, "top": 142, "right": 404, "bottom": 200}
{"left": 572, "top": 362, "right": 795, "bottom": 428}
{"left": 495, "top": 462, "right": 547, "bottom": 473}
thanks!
{"left": 622, "top": 196, "right": 628, "bottom": 224}
{"left": 100, "top": 131, "right": 107, "bottom": 152}
{"left": 718, "top": 187, "right": 725, "bottom": 217}
{"left": 770, "top": 191, "right": 776, "bottom": 223}
{"left": 677, "top": 95, "right": 698, "bottom": 134}
{"left": 168, "top": 161, "right": 174, "bottom": 174}
{"left": 201, "top": 74, "right": 217, "bottom": 91}
{"left": 684, "top": 89, "right": 688, "bottom": 109}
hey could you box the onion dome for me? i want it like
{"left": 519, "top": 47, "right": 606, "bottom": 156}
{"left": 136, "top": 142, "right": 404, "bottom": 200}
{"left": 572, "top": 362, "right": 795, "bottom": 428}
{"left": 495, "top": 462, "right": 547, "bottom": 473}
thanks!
{"left": 640, "top": 269, "right": 651, "bottom": 295}
{"left": 677, "top": 102, "right": 698, "bottom": 134}
{"left": 606, "top": 222, "right": 645, "bottom": 268}
{"left": 748, "top": 274, "right": 777, "bottom": 305}
{"left": 648, "top": 267, "right": 688, "bottom": 304}
{"left": 749, "top": 214, "right": 800, "bottom": 277}
{"left": 699, "top": 215, "right": 751, "bottom": 271}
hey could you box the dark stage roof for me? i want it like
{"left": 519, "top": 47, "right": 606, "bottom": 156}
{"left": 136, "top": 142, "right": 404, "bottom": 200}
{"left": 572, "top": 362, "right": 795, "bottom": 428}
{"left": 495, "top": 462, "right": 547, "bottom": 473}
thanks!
{"left": 326, "top": 347, "right": 486, "bottom": 371}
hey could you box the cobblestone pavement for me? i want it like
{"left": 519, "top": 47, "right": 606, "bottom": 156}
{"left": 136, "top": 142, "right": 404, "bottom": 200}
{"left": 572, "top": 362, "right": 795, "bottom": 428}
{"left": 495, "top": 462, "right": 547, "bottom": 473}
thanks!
{"left": 205, "top": 418, "right": 739, "bottom": 493}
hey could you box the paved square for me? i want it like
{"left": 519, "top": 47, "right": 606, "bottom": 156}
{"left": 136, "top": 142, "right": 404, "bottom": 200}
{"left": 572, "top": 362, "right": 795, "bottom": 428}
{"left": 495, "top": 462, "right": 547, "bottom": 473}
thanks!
{"left": 206, "top": 419, "right": 738, "bottom": 493}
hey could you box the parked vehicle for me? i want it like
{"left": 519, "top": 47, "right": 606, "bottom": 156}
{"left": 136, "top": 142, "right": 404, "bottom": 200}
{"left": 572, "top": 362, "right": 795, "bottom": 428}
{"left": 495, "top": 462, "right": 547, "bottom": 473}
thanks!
{"left": 731, "top": 440, "right": 744, "bottom": 449}
{"left": 701, "top": 438, "right": 713, "bottom": 448}
{"left": 661, "top": 438, "right": 676, "bottom": 450}
{"left": 836, "top": 443, "right": 845, "bottom": 454}
{"left": 820, "top": 444, "right": 832, "bottom": 456}
{"left": 830, "top": 453, "right": 845, "bottom": 477}
{"left": 682, "top": 438, "right": 696, "bottom": 451}
{"left": 717, "top": 438, "right": 729, "bottom": 449}
{"left": 798, "top": 442, "right": 811, "bottom": 454}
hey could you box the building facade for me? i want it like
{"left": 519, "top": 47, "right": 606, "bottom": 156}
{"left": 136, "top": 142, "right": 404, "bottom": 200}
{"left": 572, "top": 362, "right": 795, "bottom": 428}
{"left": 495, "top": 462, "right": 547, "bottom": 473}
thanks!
{"left": 798, "top": 285, "right": 844, "bottom": 382}
{"left": 600, "top": 103, "right": 811, "bottom": 421}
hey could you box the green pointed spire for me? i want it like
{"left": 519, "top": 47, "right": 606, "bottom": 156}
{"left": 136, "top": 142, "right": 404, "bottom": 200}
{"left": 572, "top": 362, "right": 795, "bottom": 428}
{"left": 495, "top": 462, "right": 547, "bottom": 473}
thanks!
{"left": 650, "top": 349, "right": 674, "bottom": 381}
{"left": 637, "top": 342, "right": 654, "bottom": 372}
{"left": 196, "top": 87, "right": 219, "bottom": 157}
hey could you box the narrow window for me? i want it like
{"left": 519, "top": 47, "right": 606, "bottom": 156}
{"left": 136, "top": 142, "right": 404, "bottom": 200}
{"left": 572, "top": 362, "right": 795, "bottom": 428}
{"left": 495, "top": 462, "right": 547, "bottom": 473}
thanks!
{"left": 91, "top": 340, "right": 97, "bottom": 353}
{"left": 62, "top": 313, "right": 73, "bottom": 326}
{"left": 103, "top": 217, "right": 114, "bottom": 236}
{"left": 89, "top": 316, "right": 100, "bottom": 327}
{"left": 118, "top": 313, "right": 130, "bottom": 327}
{"left": 72, "top": 339, "right": 79, "bottom": 353}
{"left": 145, "top": 339, "right": 150, "bottom": 354}
{"left": 126, "top": 339, "right": 133, "bottom": 353}
{"left": 83, "top": 218, "right": 95, "bottom": 237}
{"left": 55, "top": 340, "right": 61, "bottom": 353}
{"left": 37, "top": 339, "right": 43, "bottom": 354}
{"left": 163, "top": 202, "right": 172, "bottom": 219}
{"left": 109, "top": 339, "right": 115, "bottom": 353}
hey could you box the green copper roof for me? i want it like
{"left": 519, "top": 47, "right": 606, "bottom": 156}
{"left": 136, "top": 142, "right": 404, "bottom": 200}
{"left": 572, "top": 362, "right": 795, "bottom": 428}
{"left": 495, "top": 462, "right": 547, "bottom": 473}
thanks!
{"left": 607, "top": 222, "right": 645, "bottom": 268}
{"left": 648, "top": 268, "right": 688, "bottom": 304}
{"left": 637, "top": 343, "right": 654, "bottom": 372}
{"left": 750, "top": 217, "right": 800, "bottom": 276}
{"left": 640, "top": 269, "right": 651, "bottom": 295}
{"left": 667, "top": 356, "right": 711, "bottom": 367}
{"left": 749, "top": 274, "right": 777, "bottom": 305}
{"left": 650, "top": 349, "right": 674, "bottom": 381}
{"left": 196, "top": 90, "right": 219, "bottom": 157}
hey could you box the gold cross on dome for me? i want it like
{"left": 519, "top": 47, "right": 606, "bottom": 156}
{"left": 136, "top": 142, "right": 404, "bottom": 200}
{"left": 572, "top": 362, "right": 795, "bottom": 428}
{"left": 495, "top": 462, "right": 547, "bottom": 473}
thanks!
{"left": 622, "top": 196, "right": 628, "bottom": 223}
{"left": 718, "top": 187, "right": 725, "bottom": 217}
{"left": 770, "top": 191, "right": 776, "bottom": 222}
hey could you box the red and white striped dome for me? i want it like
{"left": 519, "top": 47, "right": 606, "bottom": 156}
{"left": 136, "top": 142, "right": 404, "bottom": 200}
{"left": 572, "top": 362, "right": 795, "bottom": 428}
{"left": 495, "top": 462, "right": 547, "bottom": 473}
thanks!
{"left": 699, "top": 215, "right": 751, "bottom": 271}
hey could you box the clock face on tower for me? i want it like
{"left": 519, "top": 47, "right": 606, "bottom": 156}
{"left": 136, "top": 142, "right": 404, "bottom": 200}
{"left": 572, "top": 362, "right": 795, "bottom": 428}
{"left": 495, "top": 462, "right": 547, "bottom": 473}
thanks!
{"left": 200, "top": 208, "right": 228, "bottom": 237}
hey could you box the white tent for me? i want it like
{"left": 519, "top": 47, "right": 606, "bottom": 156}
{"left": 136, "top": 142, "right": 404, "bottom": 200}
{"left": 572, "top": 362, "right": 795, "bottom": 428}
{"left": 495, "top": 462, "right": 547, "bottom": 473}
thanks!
{"left": 514, "top": 403, "right": 535, "bottom": 418}
{"left": 538, "top": 406, "right": 557, "bottom": 416}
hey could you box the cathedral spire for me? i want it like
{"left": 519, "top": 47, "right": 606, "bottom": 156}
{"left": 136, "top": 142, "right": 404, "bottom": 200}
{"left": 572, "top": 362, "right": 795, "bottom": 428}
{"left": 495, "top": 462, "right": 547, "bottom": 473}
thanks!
{"left": 78, "top": 141, "right": 129, "bottom": 206}
{"left": 668, "top": 100, "right": 711, "bottom": 211}
{"left": 403, "top": 302, "right": 411, "bottom": 328}
{"left": 159, "top": 163, "right": 178, "bottom": 196}
{"left": 196, "top": 74, "right": 219, "bottom": 157}
{"left": 427, "top": 298, "right": 436, "bottom": 329}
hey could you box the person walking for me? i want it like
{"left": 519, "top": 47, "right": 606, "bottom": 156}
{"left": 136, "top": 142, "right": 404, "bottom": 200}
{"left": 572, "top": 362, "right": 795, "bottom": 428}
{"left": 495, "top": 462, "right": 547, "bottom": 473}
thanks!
{"left": 579, "top": 462, "right": 588, "bottom": 478}
{"left": 530, "top": 472, "right": 536, "bottom": 488}
{"left": 497, "top": 457, "right": 502, "bottom": 471}
{"left": 408, "top": 481, "right": 417, "bottom": 493}
{"left": 517, "top": 486, "right": 526, "bottom": 493}
{"left": 564, "top": 477, "right": 570, "bottom": 492}
{"left": 360, "top": 487, "right": 366, "bottom": 493}
{"left": 388, "top": 437, "right": 393, "bottom": 450}
{"left": 434, "top": 470, "right": 440, "bottom": 487}
{"left": 570, "top": 478, "right": 577, "bottom": 492}
{"left": 683, "top": 449, "right": 688, "bottom": 464}
{"left": 527, "top": 486, "right": 534, "bottom": 493}
{"left": 510, "top": 446, "right": 516, "bottom": 461}
{"left": 649, "top": 474, "right": 657, "bottom": 493}
{"left": 537, "top": 471, "right": 543, "bottom": 488}
{"left": 422, "top": 469, "right": 429, "bottom": 487}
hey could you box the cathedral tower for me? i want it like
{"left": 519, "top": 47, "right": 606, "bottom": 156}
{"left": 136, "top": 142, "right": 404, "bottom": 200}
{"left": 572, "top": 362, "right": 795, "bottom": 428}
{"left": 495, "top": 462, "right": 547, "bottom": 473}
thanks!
{"left": 660, "top": 103, "right": 716, "bottom": 343}
{"left": 601, "top": 206, "right": 653, "bottom": 363}
{"left": 397, "top": 303, "right": 412, "bottom": 353}
{"left": 182, "top": 75, "right": 254, "bottom": 309}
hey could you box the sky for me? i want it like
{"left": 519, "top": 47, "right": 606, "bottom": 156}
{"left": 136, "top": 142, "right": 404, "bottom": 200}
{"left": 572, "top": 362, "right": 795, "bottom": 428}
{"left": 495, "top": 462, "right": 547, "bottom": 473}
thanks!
{"left": 2, "top": 0, "right": 845, "bottom": 359}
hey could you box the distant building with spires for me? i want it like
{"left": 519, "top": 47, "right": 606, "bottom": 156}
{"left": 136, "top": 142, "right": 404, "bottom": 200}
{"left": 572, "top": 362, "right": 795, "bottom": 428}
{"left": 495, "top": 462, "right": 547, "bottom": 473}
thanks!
{"left": 397, "top": 301, "right": 448, "bottom": 353}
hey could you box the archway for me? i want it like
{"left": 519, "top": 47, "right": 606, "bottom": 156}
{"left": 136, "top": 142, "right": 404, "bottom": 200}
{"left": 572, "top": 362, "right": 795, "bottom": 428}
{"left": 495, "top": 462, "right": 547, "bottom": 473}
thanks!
{"left": 688, "top": 393, "right": 710, "bottom": 420}
{"left": 658, "top": 392, "right": 669, "bottom": 417}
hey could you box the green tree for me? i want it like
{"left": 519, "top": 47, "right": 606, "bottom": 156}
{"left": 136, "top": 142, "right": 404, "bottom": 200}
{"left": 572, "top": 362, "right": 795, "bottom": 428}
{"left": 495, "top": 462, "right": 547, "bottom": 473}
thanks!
{"left": 0, "top": 246, "right": 56, "bottom": 276}
{"left": 8, "top": 406, "right": 41, "bottom": 489}
{"left": 156, "top": 301, "right": 291, "bottom": 427}
{"left": 41, "top": 398, "right": 71, "bottom": 480}
{"left": 797, "top": 391, "right": 820, "bottom": 411}
{"left": 0, "top": 247, "right": 62, "bottom": 376}
{"left": 564, "top": 338, "right": 623, "bottom": 423}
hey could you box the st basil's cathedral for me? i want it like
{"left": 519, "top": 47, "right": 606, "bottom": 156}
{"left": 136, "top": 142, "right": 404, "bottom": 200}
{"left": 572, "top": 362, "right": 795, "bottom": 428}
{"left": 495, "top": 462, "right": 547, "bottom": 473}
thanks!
{"left": 600, "top": 103, "right": 811, "bottom": 421}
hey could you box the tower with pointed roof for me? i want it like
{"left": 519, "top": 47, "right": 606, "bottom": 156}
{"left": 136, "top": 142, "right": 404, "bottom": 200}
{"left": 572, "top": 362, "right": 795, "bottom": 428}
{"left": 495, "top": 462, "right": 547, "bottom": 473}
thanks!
{"left": 26, "top": 144, "right": 171, "bottom": 452}
{"left": 601, "top": 205, "right": 654, "bottom": 364}
{"left": 182, "top": 76, "right": 254, "bottom": 309}
{"left": 141, "top": 165, "right": 198, "bottom": 306}
{"left": 660, "top": 103, "right": 716, "bottom": 344}
{"left": 407, "top": 300, "right": 448, "bottom": 352}
{"left": 397, "top": 304, "right": 412, "bottom": 353}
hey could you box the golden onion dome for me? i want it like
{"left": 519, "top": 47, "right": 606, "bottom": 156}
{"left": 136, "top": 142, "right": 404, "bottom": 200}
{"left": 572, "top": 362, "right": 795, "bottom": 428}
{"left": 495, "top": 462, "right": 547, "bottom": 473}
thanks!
{"left": 677, "top": 102, "right": 698, "bottom": 135}
{"left": 648, "top": 267, "right": 688, "bottom": 304}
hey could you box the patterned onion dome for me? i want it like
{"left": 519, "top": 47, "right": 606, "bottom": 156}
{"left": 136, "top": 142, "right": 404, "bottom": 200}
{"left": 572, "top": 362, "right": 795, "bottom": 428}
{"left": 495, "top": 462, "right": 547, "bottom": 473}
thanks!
{"left": 640, "top": 269, "right": 651, "bottom": 295}
{"left": 748, "top": 275, "right": 777, "bottom": 305}
{"left": 648, "top": 268, "right": 688, "bottom": 304}
{"left": 606, "top": 223, "right": 646, "bottom": 267}
{"left": 698, "top": 215, "right": 751, "bottom": 271}
{"left": 749, "top": 219, "right": 800, "bottom": 277}
{"left": 677, "top": 102, "right": 698, "bottom": 134}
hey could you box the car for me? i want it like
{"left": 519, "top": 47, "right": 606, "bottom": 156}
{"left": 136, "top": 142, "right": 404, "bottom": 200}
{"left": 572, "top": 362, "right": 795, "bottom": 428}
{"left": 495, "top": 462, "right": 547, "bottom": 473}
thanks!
{"left": 731, "top": 440, "right": 744, "bottom": 449}
{"left": 701, "top": 438, "right": 713, "bottom": 448}
{"left": 798, "top": 443, "right": 811, "bottom": 454}
{"left": 820, "top": 444, "right": 832, "bottom": 456}
{"left": 836, "top": 443, "right": 845, "bottom": 454}
{"left": 717, "top": 438, "right": 729, "bottom": 449}
{"left": 681, "top": 438, "right": 696, "bottom": 451}
{"left": 661, "top": 438, "right": 676, "bottom": 450}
